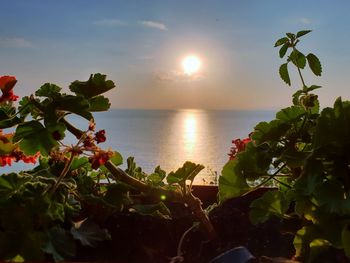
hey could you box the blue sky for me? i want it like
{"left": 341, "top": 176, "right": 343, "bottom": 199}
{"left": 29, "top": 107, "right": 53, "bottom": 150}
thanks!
{"left": 1, "top": 0, "right": 350, "bottom": 109}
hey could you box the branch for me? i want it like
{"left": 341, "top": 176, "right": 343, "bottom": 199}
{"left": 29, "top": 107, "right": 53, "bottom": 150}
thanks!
{"left": 105, "top": 161, "right": 218, "bottom": 241}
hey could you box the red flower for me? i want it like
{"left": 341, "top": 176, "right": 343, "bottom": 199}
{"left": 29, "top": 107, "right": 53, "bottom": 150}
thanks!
{"left": 228, "top": 137, "right": 251, "bottom": 160}
{"left": 0, "top": 150, "right": 39, "bottom": 167}
{"left": 0, "top": 155, "right": 13, "bottom": 166}
{"left": 89, "top": 150, "right": 112, "bottom": 170}
{"left": 83, "top": 134, "right": 94, "bottom": 149}
{"left": 94, "top": 130, "right": 106, "bottom": 144}
{"left": 0, "top": 76, "right": 19, "bottom": 103}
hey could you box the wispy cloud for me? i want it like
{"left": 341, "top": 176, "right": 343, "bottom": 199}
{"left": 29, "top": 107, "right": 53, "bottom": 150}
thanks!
{"left": 299, "top": 17, "right": 311, "bottom": 25}
{"left": 154, "top": 70, "right": 204, "bottom": 82}
{"left": 0, "top": 37, "right": 34, "bottom": 48}
{"left": 140, "top": 20, "right": 168, "bottom": 31}
{"left": 93, "top": 19, "right": 127, "bottom": 26}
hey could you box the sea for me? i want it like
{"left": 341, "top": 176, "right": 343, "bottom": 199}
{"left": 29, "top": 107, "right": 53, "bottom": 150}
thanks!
{"left": 2, "top": 109, "right": 275, "bottom": 184}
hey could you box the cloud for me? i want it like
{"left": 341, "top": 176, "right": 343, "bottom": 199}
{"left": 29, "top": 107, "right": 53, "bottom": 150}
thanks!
{"left": 299, "top": 18, "right": 311, "bottom": 24}
{"left": 0, "top": 37, "right": 34, "bottom": 48}
{"left": 140, "top": 20, "right": 168, "bottom": 31}
{"left": 93, "top": 19, "right": 127, "bottom": 26}
{"left": 154, "top": 70, "right": 204, "bottom": 82}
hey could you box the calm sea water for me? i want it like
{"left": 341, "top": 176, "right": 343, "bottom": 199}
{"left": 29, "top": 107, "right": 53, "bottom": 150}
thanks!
{"left": 2, "top": 109, "right": 275, "bottom": 184}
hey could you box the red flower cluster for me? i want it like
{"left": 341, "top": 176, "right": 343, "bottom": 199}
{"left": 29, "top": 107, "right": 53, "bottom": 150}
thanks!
{"left": 0, "top": 150, "right": 39, "bottom": 167}
{"left": 0, "top": 130, "right": 39, "bottom": 166}
{"left": 0, "top": 76, "right": 19, "bottom": 103}
{"left": 89, "top": 150, "right": 113, "bottom": 170}
{"left": 228, "top": 137, "right": 251, "bottom": 160}
{"left": 94, "top": 130, "right": 106, "bottom": 144}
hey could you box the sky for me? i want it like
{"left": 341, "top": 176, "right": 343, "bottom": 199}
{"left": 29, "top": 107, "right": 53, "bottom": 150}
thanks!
{"left": 1, "top": 0, "right": 350, "bottom": 110}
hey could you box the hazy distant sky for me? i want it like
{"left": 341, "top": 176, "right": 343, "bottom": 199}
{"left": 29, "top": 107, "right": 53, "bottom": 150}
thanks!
{"left": 1, "top": 0, "right": 350, "bottom": 109}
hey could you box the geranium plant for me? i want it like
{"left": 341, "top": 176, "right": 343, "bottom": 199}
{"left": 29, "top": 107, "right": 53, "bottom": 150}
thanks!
{"left": 0, "top": 73, "right": 215, "bottom": 261}
{"left": 219, "top": 30, "right": 350, "bottom": 262}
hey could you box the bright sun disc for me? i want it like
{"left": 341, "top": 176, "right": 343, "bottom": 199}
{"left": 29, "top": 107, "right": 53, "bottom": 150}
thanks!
{"left": 182, "top": 55, "right": 201, "bottom": 75}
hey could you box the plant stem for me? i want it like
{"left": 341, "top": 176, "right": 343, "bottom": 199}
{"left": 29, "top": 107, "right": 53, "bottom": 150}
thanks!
{"left": 170, "top": 224, "right": 197, "bottom": 263}
{"left": 49, "top": 152, "right": 75, "bottom": 195}
{"left": 61, "top": 118, "right": 85, "bottom": 139}
{"left": 272, "top": 177, "right": 291, "bottom": 189}
{"left": 245, "top": 164, "right": 287, "bottom": 195}
{"left": 296, "top": 64, "right": 306, "bottom": 88}
{"left": 292, "top": 47, "right": 306, "bottom": 88}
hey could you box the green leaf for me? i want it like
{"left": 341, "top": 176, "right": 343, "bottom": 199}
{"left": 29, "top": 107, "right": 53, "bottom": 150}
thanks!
{"left": 313, "top": 98, "right": 350, "bottom": 149}
{"left": 132, "top": 202, "right": 171, "bottom": 218}
{"left": 294, "top": 198, "right": 319, "bottom": 223}
{"left": 71, "top": 218, "right": 111, "bottom": 247}
{"left": 218, "top": 160, "right": 250, "bottom": 202}
{"left": 276, "top": 105, "right": 306, "bottom": 122}
{"left": 13, "top": 121, "right": 60, "bottom": 155}
{"left": 166, "top": 161, "right": 204, "bottom": 185}
{"left": 43, "top": 226, "right": 76, "bottom": 262}
{"left": 0, "top": 173, "right": 31, "bottom": 199}
{"left": 310, "top": 98, "right": 320, "bottom": 114}
{"left": 35, "top": 83, "right": 61, "bottom": 98}
{"left": 0, "top": 116, "right": 22, "bottom": 129}
{"left": 249, "top": 190, "right": 289, "bottom": 225}
{"left": 306, "top": 85, "right": 322, "bottom": 92}
{"left": 69, "top": 73, "right": 115, "bottom": 99}
{"left": 292, "top": 90, "right": 303, "bottom": 105}
{"left": 252, "top": 120, "right": 291, "bottom": 144}
{"left": 286, "top": 32, "right": 295, "bottom": 39}
{"left": 18, "top": 96, "right": 41, "bottom": 119}
{"left": 290, "top": 49, "right": 306, "bottom": 69}
{"left": 0, "top": 135, "right": 17, "bottom": 155}
{"left": 0, "top": 106, "right": 21, "bottom": 129}
{"left": 0, "top": 104, "right": 16, "bottom": 118}
{"left": 125, "top": 156, "right": 147, "bottom": 180}
{"left": 103, "top": 183, "right": 128, "bottom": 209}
{"left": 279, "top": 63, "right": 291, "bottom": 85}
{"left": 109, "top": 151, "right": 123, "bottom": 166}
{"left": 293, "top": 226, "right": 319, "bottom": 259}
{"left": 47, "top": 201, "right": 65, "bottom": 222}
{"left": 235, "top": 142, "right": 272, "bottom": 180}
{"left": 306, "top": 53, "right": 322, "bottom": 76}
{"left": 70, "top": 156, "right": 89, "bottom": 170}
{"left": 309, "top": 239, "right": 332, "bottom": 262}
{"left": 313, "top": 179, "right": 345, "bottom": 214}
{"left": 88, "top": 95, "right": 111, "bottom": 112}
{"left": 274, "top": 37, "right": 289, "bottom": 47}
{"left": 279, "top": 43, "right": 289, "bottom": 58}
{"left": 293, "top": 159, "right": 324, "bottom": 196}
{"left": 296, "top": 30, "right": 312, "bottom": 38}
{"left": 280, "top": 148, "right": 309, "bottom": 168}
{"left": 146, "top": 166, "right": 166, "bottom": 186}
{"left": 55, "top": 95, "right": 92, "bottom": 120}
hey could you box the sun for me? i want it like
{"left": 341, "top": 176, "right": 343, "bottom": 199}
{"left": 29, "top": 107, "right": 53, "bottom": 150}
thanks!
{"left": 182, "top": 55, "right": 201, "bottom": 75}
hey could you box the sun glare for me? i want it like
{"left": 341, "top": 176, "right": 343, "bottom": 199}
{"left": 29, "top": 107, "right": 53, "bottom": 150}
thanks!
{"left": 182, "top": 55, "right": 201, "bottom": 75}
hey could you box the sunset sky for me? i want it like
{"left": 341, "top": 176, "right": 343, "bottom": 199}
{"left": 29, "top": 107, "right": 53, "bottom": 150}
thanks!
{"left": 1, "top": 0, "right": 350, "bottom": 109}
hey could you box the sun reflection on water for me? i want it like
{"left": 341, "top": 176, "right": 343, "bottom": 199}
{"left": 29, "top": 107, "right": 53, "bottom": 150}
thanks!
{"left": 183, "top": 112, "right": 197, "bottom": 154}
